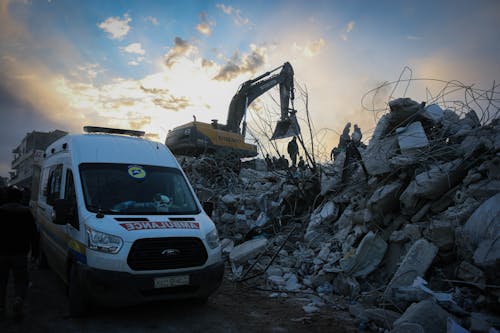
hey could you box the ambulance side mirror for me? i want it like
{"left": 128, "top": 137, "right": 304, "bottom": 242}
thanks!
{"left": 53, "top": 198, "right": 71, "bottom": 225}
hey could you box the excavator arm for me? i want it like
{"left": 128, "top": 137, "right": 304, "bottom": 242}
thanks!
{"left": 225, "top": 62, "right": 299, "bottom": 139}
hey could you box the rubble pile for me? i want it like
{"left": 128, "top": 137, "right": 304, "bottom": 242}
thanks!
{"left": 181, "top": 97, "right": 500, "bottom": 333}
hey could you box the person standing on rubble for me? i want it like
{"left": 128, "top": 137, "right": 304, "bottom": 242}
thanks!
{"left": 351, "top": 124, "right": 362, "bottom": 147}
{"left": 265, "top": 154, "right": 272, "bottom": 170}
{"left": 298, "top": 156, "right": 306, "bottom": 170}
{"left": 0, "top": 186, "right": 38, "bottom": 320}
{"left": 331, "top": 122, "right": 351, "bottom": 160}
{"left": 287, "top": 136, "right": 299, "bottom": 167}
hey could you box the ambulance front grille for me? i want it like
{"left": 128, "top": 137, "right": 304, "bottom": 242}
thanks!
{"left": 127, "top": 237, "right": 208, "bottom": 271}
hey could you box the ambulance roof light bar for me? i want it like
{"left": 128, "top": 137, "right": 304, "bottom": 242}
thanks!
{"left": 83, "top": 126, "right": 145, "bottom": 137}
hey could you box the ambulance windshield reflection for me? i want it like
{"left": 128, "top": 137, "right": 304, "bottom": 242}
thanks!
{"left": 79, "top": 163, "right": 200, "bottom": 215}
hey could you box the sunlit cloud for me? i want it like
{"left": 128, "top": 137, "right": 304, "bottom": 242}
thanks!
{"left": 293, "top": 38, "right": 326, "bottom": 57}
{"left": 144, "top": 16, "right": 158, "bottom": 26}
{"left": 69, "top": 63, "right": 104, "bottom": 82}
{"left": 163, "top": 37, "right": 196, "bottom": 68}
{"left": 97, "top": 14, "right": 132, "bottom": 40}
{"left": 216, "top": 3, "right": 250, "bottom": 26}
{"left": 196, "top": 12, "right": 214, "bottom": 36}
{"left": 121, "top": 42, "right": 146, "bottom": 55}
{"left": 202, "top": 58, "right": 215, "bottom": 68}
{"left": 213, "top": 44, "right": 266, "bottom": 81}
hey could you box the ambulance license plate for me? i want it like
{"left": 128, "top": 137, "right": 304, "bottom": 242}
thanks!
{"left": 154, "top": 275, "right": 189, "bottom": 288}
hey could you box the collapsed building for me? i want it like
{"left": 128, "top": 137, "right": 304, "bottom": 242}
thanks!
{"left": 180, "top": 97, "right": 500, "bottom": 333}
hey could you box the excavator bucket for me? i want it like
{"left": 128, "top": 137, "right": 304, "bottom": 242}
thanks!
{"left": 271, "top": 116, "right": 301, "bottom": 140}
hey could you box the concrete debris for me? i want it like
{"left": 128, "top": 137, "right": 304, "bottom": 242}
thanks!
{"left": 178, "top": 96, "right": 500, "bottom": 325}
{"left": 339, "top": 231, "right": 387, "bottom": 277}
{"left": 229, "top": 238, "right": 268, "bottom": 264}
{"left": 396, "top": 121, "right": 430, "bottom": 154}
{"left": 422, "top": 103, "right": 444, "bottom": 123}
{"left": 392, "top": 299, "right": 452, "bottom": 333}
{"left": 389, "top": 239, "right": 438, "bottom": 291}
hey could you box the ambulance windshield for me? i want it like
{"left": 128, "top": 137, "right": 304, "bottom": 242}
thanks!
{"left": 79, "top": 163, "right": 200, "bottom": 215}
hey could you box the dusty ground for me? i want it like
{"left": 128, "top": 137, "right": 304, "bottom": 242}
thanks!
{"left": 1, "top": 264, "right": 358, "bottom": 333}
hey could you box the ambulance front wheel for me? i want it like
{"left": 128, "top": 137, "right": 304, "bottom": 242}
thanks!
{"left": 69, "top": 264, "right": 88, "bottom": 317}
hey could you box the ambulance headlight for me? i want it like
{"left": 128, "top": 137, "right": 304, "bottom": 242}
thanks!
{"left": 206, "top": 228, "right": 220, "bottom": 249}
{"left": 86, "top": 226, "right": 123, "bottom": 254}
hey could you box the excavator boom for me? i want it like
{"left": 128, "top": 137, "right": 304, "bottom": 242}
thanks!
{"left": 165, "top": 62, "right": 300, "bottom": 158}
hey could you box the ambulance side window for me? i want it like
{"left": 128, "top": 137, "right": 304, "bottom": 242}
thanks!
{"left": 46, "top": 164, "right": 63, "bottom": 205}
{"left": 64, "top": 169, "right": 79, "bottom": 230}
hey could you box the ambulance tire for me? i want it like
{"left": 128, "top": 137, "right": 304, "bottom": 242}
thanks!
{"left": 69, "top": 264, "right": 88, "bottom": 317}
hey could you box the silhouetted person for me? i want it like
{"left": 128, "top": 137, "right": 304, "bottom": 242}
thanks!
{"left": 351, "top": 124, "right": 362, "bottom": 146}
{"left": 298, "top": 156, "right": 306, "bottom": 170}
{"left": 332, "top": 122, "right": 351, "bottom": 160}
{"left": 279, "top": 155, "right": 289, "bottom": 169}
{"left": 265, "top": 154, "right": 272, "bottom": 170}
{"left": 0, "top": 186, "right": 38, "bottom": 319}
{"left": 287, "top": 136, "right": 299, "bottom": 167}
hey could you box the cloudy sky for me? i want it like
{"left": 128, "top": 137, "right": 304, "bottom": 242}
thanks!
{"left": 1, "top": 0, "right": 499, "bottom": 177}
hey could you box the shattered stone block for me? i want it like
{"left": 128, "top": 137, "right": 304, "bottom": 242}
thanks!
{"left": 422, "top": 104, "right": 444, "bottom": 123}
{"left": 463, "top": 193, "right": 500, "bottom": 248}
{"left": 392, "top": 299, "right": 452, "bottom": 333}
{"left": 339, "top": 231, "right": 387, "bottom": 277}
{"left": 396, "top": 121, "right": 430, "bottom": 154}
{"left": 365, "top": 308, "right": 401, "bottom": 329}
{"left": 390, "top": 224, "right": 421, "bottom": 243}
{"left": 389, "top": 98, "right": 424, "bottom": 124}
{"left": 368, "top": 181, "right": 402, "bottom": 215}
{"left": 229, "top": 238, "right": 268, "bottom": 264}
{"left": 333, "top": 273, "right": 360, "bottom": 298}
{"left": 304, "top": 201, "right": 339, "bottom": 242}
{"left": 362, "top": 136, "right": 398, "bottom": 175}
{"left": 425, "top": 219, "right": 455, "bottom": 251}
{"left": 400, "top": 159, "right": 465, "bottom": 213}
{"left": 388, "top": 239, "right": 438, "bottom": 291}
{"left": 457, "top": 261, "right": 485, "bottom": 286}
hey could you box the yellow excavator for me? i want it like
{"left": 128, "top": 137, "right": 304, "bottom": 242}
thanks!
{"left": 165, "top": 62, "right": 300, "bottom": 157}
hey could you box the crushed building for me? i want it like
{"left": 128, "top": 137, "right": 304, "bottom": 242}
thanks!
{"left": 180, "top": 97, "right": 499, "bottom": 333}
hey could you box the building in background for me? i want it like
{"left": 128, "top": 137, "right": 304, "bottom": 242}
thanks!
{"left": 9, "top": 130, "right": 67, "bottom": 189}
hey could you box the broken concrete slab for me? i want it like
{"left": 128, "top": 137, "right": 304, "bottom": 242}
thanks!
{"left": 470, "top": 312, "right": 500, "bottom": 333}
{"left": 332, "top": 273, "right": 360, "bottom": 298}
{"left": 304, "top": 200, "right": 339, "bottom": 243}
{"left": 362, "top": 135, "right": 398, "bottom": 175}
{"left": 388, "top": 239, "right": 438, "bottom": 291}
{"left": 396, "top": 121, "right": 430, "bottom": 154}
{"left": 368, "top": 181, "right": 403, "bottom": 215}
{"left": 392, "top": 299, "right": 451, "bottom": 333}
{"left": 229, "top": 238, "right": 268, "bottom": 264}
{"left": 390, "top": 322, "right": 425, "bottom": 333}
{"left": 340, "top": 231, "right": 387, "bottom": 277}
{"left": 400, "top": 159, "right": 465, "bottom": 213}
{"left": 422, "top": 103, "right": 444, "bottom": 123}
{"left": 463, "top": 193, "right": 500, "bottom": 247}
{"left": 425, "top": 219, "right": 455, "bottom": 251}
{"left": 457, "top": 261, "right": 485, "bottom": 287}
{"left": 365, "top": 307, "right": 401, "bottom": 330}
{"left": 390, "top": 223, "right": 421, "bottom": 243}
{"left": 389, "top": 98, "right": 425, "bottom": 125}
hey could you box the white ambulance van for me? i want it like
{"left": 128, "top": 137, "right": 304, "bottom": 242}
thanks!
{"left": 32, "top": 126, "right": 223, "bottom": 315}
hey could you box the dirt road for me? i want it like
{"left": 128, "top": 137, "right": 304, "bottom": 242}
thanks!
{"left": 1, "top": 264, "right": 357, "bottom": 333}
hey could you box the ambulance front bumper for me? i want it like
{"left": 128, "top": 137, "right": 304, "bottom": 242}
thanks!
{"left": 78, "top": 261, "right": 224, "bottom": 306}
